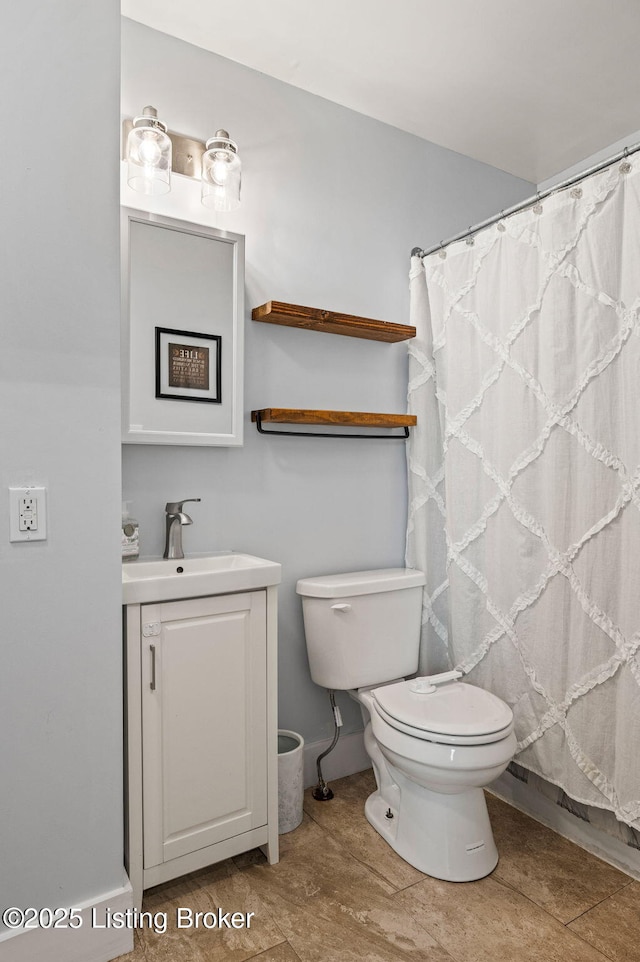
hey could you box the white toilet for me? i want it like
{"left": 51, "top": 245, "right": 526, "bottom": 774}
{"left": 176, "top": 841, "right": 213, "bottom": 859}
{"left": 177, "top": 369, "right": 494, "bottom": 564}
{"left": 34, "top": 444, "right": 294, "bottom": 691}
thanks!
{"left": 296, "top": 567, "right": 517, "bottom": 882}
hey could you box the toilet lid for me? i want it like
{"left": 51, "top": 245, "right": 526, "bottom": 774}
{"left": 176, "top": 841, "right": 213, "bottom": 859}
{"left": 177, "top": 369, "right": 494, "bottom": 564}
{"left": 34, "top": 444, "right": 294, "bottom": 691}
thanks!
{"left": 371, "top": 679, "right": 513, "bottom": 739}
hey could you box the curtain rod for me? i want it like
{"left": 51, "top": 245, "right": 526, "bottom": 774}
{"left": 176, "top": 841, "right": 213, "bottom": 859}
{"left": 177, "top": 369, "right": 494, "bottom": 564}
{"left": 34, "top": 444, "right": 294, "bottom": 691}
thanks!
{"left": 412, "top": 139, "right": 640, "bottom": 260}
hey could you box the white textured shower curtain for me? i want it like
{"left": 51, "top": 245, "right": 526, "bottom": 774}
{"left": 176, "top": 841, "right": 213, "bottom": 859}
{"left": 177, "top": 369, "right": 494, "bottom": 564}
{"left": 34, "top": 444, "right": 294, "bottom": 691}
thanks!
{"left": 406, "top": 160, "right": 640, "bottom": 827}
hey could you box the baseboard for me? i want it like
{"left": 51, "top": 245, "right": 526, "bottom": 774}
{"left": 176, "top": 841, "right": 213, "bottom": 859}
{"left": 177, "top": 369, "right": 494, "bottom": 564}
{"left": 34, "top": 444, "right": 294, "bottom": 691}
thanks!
{"left": 303, "top": 729, "right": 369, "bottom": 789}
{"left": 490, "top": 773, "right": 640, "bottom": 880}
{"left": 0, "top": 878, "right": 134, "bottom": 962}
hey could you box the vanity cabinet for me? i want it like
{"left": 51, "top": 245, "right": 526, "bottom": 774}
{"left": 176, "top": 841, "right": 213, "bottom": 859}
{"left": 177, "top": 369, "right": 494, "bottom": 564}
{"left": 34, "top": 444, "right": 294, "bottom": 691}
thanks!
{"left": 124, "top": 581, "right": 279, "bottom": 908}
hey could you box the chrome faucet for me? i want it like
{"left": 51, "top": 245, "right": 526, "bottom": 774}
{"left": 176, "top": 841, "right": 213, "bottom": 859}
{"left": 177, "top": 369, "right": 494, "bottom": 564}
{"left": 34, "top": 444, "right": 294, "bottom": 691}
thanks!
{"left": 163, "top": 499, "right": 201, "bottom": 559}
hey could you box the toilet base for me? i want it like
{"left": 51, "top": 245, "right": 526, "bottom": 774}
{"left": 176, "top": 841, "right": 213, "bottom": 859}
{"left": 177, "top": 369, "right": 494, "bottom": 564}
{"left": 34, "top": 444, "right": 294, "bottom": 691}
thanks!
{"left": 364, "top": 775, "right": 499, "bottom": 882}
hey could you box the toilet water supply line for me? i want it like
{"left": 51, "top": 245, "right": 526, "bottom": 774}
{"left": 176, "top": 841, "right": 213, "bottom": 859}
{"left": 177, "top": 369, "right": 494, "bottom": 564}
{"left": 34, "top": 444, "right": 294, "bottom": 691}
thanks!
{"left": 312, "top": 690, "right": 343, "bottom": 801}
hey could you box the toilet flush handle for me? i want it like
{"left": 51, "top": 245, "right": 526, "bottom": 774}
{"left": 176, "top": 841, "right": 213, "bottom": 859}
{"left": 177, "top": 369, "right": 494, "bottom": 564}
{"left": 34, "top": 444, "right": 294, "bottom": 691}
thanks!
{"left": 331, "top": 603, "right": 352, "bottom": 613}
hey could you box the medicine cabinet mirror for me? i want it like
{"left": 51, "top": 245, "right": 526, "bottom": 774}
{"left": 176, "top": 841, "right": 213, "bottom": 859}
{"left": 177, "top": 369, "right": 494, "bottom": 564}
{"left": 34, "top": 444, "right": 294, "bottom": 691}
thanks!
{"left": 121, "top": 208, "right": 244, "bottom": 445}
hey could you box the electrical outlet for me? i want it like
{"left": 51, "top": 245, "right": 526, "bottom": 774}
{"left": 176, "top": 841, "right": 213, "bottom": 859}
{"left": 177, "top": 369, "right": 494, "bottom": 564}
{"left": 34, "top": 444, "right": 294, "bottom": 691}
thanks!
{"left": 9, "top": 487, "right": 47, "bottom": 542}
{"left": 19, "top": 496, "right": 38, "bottom": 531}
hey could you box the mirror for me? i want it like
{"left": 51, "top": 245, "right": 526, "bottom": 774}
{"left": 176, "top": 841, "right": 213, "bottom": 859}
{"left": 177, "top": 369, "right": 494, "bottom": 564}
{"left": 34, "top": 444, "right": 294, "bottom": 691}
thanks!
{"left": 121, "top": 209, "right": 244, "bottom": 445}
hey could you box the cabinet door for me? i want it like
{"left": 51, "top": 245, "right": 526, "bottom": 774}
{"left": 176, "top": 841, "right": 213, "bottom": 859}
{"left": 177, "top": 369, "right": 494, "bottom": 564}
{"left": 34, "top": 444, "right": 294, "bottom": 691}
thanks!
{"left": 141, "top": 591, "right": 267, "bottom": 869}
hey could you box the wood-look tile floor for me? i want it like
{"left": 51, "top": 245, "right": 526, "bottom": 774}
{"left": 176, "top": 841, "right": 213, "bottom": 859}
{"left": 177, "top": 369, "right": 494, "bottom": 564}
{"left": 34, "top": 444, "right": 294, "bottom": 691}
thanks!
{"left": 117, "top": 769, "right": 640, "bottom": 962}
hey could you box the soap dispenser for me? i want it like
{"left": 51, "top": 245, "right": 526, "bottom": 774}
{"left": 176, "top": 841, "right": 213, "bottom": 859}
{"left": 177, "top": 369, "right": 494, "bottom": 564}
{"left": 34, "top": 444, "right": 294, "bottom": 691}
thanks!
{"left": 122, "top": 502, "right": 139, "bottom": 561}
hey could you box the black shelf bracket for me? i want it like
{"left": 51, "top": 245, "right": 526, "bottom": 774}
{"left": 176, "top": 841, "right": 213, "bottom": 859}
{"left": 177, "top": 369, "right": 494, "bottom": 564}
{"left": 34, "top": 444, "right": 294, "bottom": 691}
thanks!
{"left": 253, "top": 412, "right": 410, "bottom": 440}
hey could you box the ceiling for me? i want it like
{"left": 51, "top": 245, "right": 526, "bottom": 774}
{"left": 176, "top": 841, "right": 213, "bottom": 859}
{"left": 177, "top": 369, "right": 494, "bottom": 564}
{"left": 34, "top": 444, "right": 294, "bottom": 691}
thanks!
{"left": 121, "top": 0, "right": 640, "bottom": 184}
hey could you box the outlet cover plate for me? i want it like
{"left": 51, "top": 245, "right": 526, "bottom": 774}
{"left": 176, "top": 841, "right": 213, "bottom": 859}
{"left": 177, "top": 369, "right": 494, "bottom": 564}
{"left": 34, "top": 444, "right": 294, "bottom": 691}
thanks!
{"left": 9, "top": 486, "right": 47, "bottom": 542}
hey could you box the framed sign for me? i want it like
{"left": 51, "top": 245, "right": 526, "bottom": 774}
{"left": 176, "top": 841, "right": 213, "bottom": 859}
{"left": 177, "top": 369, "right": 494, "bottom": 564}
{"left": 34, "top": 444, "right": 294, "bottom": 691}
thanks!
{"left": 121, "top": 208, "right": 244, "bottom": 446}
{"left": 155, "top": 328, "right": 222, "bottom": 403}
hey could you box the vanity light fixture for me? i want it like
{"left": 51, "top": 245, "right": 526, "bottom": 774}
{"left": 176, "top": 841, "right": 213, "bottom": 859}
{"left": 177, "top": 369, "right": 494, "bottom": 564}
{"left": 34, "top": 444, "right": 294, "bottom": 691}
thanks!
{"left": 126, "top": 106, "right": 172, "bottom": 196}
{"left": 201, "top": 130, "right": 242, "bottom": 211}
{"left": 123, "top": 107, "right": 241, "bottom": 211}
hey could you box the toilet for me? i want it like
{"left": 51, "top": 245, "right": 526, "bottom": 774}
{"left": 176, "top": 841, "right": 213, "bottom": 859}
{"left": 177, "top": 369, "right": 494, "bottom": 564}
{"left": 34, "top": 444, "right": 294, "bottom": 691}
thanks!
{"left": 296, "top": 567, "right": 517, "bottom": 882}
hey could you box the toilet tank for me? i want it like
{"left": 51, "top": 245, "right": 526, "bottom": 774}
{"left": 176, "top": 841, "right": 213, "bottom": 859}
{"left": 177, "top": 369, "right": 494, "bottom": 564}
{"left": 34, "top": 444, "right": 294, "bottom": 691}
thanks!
{"left": 296, "top": 568, "right": 426, "bottom": 690}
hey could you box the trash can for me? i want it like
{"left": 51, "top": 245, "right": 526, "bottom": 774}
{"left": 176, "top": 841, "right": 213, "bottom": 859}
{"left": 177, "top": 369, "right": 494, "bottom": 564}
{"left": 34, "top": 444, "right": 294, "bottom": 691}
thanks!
{"left": 277, "top": 730, "right": 304, "bottom": 834}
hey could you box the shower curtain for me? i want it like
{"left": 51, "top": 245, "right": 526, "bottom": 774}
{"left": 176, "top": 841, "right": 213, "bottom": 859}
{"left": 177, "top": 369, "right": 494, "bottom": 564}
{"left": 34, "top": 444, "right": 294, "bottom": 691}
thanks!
{"left": 406, "top": 159, "right": 640, "bottom": 828}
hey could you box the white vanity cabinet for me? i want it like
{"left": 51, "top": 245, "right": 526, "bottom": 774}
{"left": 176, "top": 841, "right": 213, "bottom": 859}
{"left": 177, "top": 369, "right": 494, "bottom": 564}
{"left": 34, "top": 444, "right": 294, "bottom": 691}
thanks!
{"left": 123, "top": 561, "right": 280, "bottom": 909}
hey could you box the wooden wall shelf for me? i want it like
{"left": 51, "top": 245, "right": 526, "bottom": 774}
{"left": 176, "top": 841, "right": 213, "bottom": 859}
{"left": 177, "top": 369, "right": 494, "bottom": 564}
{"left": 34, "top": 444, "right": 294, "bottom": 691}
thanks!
{"left": 251, "top": 408, "right": 417, "bottom": 439}
{"left": 252, "top": 301, "right": 416, "bottom": 342}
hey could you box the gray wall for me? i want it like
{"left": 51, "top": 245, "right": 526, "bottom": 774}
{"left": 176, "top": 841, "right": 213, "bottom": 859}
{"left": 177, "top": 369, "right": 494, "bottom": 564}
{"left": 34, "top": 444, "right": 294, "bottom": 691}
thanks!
{"left": 122, "top": 19, "right": 534, "bottom": 744}
{"left": 0, "top": 0, "right": 123, "bottom": 924}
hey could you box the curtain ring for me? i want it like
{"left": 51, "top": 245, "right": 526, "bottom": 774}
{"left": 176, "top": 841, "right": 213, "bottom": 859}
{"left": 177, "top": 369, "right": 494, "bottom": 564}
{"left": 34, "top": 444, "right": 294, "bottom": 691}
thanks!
{"left": 465, "top": 229, "right": 475, "bottom": 246}
{"left": 620, "top": 147, "right": 632, "bottom": 174}
{"left": 532, "top": 192, "right": 543, "bottom": 214}
{"left": 497, "top": 211, "right": 506, "bottom": 232}
{"left": 438, "top": 241, "right": 447, "bottom": 260}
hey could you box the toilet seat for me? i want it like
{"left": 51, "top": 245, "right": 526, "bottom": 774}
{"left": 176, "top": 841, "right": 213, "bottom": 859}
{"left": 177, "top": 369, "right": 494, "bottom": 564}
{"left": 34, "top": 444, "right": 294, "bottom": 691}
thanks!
{"left": 371, "top": 679, "right": 514, "bottom": 746}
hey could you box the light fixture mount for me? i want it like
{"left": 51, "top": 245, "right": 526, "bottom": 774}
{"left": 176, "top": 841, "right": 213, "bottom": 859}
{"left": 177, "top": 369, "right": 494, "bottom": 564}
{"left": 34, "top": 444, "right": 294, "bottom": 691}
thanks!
{"left": 132, "top": 105, "right": 167, "bottom": 133}
{"left": 205, "top": 129, "right": 238, "bottom": 154}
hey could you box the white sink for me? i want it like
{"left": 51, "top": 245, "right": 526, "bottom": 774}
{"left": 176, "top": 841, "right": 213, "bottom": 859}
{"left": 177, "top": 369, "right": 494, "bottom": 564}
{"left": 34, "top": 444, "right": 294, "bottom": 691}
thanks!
{"left": 122, "top": 552, "right": 281, "bottom": 604}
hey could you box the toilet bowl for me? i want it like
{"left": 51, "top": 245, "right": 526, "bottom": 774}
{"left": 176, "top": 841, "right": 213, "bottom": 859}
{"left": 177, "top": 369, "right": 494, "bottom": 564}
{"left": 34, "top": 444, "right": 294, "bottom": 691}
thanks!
{"left": 358, "top": 679, "right": 516, "bottom": 880}
{"left": 296, "top": 568, "right": 516, "bottom": 882}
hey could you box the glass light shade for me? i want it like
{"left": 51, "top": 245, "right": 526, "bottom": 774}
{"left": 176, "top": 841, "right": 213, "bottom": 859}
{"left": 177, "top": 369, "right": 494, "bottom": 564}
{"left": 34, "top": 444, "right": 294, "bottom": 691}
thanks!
{"left": 127, "top": 111, "right": 172, "bottom": 196}
{"left": 201, "top": 132, "right": 241, "bottom": 211}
